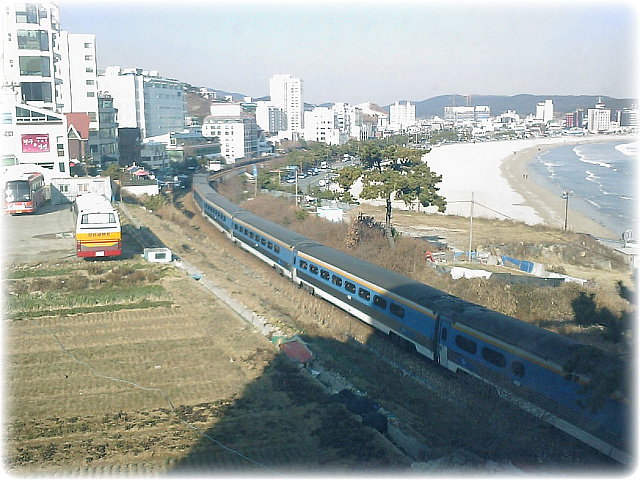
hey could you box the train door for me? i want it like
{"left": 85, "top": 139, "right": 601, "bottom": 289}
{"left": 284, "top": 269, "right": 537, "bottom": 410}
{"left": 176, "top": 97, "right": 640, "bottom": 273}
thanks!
{"left": 436, "top": 314, "right": 453, "bottom": 370}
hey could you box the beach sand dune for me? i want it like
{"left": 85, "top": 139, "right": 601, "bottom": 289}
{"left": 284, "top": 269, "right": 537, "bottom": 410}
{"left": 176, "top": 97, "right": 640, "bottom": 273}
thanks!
{"left": 422, "top": 137, "right": 626, "bottom": 240}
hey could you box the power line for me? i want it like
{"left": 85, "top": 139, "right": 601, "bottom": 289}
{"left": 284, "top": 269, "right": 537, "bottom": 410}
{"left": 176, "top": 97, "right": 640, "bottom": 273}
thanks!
{"left": 445, "top": 199, "right": 630, "bottom": 269}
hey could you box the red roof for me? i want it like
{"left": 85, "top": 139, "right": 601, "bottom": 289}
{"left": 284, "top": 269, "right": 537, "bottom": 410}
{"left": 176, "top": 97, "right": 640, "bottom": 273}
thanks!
{"left": 65, "top": 113, "right": 91, "bottom": 140}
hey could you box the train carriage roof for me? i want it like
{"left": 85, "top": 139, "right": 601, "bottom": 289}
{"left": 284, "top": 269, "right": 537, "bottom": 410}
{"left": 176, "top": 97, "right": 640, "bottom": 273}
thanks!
{"left": 234, "top": 210, "right": 315, "bottom": 248}
{"left": 297, "top": 242, "right": 582, "bottom": 366}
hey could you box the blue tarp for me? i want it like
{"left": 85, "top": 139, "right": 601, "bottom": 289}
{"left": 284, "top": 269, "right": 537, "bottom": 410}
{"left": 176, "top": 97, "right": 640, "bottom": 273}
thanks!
{"left": 501, "top": 255, "right": 534, "bottom": 273}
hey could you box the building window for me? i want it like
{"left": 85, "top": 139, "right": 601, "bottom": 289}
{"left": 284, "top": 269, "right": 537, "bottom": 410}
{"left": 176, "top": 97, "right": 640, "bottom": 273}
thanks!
{"left": 86, "top": 67, "right": 94, "bottom": 73}
{"left": 17, "top": 30, "right": 49, "bottom": 51}
{"left": 84, "top": 55, "right": 93, "bottom": 61}
{"left": 87, "top": 92, "right": 95, "bottom": 97}
{"left": 20, "top": 82, "right": 52, "bottom": 103}
{"left": 59, "top": 184, "right": 69, "bottom": 193}
{"left": 455, "top": 335, "right": 477, "bottom": 355}
{"left": 86, "top": 79, "right": 94, "bottom": 85}
{"left": 19, "top": 56, "right": 50, "bottom": 76}
{"left": 16, "top": 4, "right": 38, "bottom": 23}
{"left": 84, "top": 42, "right": 92, "bottom": 48}
{"left": 58, "top": 162, "right": 66, "bottom": 173}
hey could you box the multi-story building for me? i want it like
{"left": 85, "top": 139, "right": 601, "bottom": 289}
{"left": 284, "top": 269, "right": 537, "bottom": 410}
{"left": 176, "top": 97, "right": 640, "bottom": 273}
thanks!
{"left": 57, "top": 32, "right": 98, "bottom": 128}
{"left": 389, "top": 101, "right": 416, "bottom": 132}
{"left": 269, "top": 74, "right": 303, "bottom": 137}
{"left": 97, "top": 66, "right": 186, "bottom": 139}
{"left": 332, "top": 102, "right": 365, "bottom": 140}
{"left": 565, "top": 109, "right": 585, "bottom": 129}
{"left": 303, "top": 107, "right": 343, "bottom": 145}
{"left": 535, "top": 99, "right": 554, "bottom": 123}
{"left": 1, "top": 1, "right": 70, "bottom": 176}
{"left": 202, "top": 102, "right": 260, "bottom": 163}
{"left": 443, "top": 105, "right": 491, "bottom": 127}
{"left": 88, "top": 94, "right": 118, "bottom": 165}
{"left": 256, "top": 100, "right": 286, "bottom": 134}
{"left": 619, "top": 108, "right": 638, "bottom": 129}
{"left": 587, "top": 98, "right": 611, "bottom": 133}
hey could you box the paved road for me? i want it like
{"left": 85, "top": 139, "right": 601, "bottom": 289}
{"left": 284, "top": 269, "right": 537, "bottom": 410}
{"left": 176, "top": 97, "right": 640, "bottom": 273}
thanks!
{"left": 2, "top": 201, "right": 77, "bottom": 264}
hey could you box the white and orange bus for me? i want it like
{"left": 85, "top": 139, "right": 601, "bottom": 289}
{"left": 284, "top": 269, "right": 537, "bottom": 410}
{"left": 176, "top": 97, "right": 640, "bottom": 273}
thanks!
{"left": 73, "top": 193, "right": 122, "bottom": 258}
{"left": 4, "top": 172, "right": 46, "bottom": 214}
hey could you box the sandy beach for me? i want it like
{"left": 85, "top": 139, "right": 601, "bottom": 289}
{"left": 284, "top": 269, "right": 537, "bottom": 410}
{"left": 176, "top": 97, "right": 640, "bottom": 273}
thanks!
{"left": 423, "top": 136, "right": 631, "bottom": 240}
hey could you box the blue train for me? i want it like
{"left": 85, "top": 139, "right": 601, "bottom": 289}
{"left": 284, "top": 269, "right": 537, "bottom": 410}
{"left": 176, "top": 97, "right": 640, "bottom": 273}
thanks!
{"left": 192, "top": 174, "right": 631, "bottom": 464}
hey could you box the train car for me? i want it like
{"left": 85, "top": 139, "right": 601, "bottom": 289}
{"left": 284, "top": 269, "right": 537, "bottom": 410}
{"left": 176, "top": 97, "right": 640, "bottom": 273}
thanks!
{"left": 191, "top": 174, "right": 630, "bottom": 464}
{"left": 73, "top": 193, "right": 122, "bottom": 258}
{"left": 4, "top": 171, "right": 46, "bottom": 214}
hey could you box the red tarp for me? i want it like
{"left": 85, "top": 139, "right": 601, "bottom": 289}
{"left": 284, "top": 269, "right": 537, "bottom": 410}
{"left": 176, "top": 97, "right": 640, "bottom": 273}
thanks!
{"left": 279, "top": 340, "right": 313, "bottom": 364}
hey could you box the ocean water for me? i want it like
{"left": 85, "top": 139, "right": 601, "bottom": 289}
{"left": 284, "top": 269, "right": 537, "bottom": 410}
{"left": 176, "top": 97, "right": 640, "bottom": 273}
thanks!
{"left": 530, "top": 139, "right": 638, "bottom": 239}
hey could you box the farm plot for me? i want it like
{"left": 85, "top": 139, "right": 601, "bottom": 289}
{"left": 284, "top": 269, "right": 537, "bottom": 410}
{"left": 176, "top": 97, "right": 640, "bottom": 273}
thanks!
{"left": 4, "top": 259, "right": 408, "bottom": 474}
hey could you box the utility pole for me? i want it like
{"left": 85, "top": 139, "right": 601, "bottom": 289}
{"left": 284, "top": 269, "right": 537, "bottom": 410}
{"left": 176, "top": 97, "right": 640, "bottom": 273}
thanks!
{"left": 562, "top": 190, "right": 573, "bottom": 230}
{"left": 468, "top": 192, "right": 474, "bottom": 263}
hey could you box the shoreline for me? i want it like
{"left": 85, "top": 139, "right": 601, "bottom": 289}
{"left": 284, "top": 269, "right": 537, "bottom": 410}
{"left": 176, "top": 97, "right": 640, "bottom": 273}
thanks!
{"left": 500, "top": 136, "right": 628, "bottom": 241}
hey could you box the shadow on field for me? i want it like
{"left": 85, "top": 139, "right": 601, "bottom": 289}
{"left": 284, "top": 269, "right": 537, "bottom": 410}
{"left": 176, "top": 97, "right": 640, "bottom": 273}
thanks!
{"left": 168, "top": 342, "right": 408, "bottom": 475}
{"left": 167, "top": 327, "right": 622, "bottom": 476}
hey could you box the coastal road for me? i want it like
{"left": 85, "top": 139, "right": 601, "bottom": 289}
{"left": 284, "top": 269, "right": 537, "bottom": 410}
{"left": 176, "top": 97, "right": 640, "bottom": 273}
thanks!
{"left": 2, "top": 201, "right": 77, "bottom": 264}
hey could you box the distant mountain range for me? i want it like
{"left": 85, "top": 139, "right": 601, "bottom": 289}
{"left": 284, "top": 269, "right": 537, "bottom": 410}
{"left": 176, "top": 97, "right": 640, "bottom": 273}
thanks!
{"left": 408, "top": 94, "right": 636, "bottom": 119}
{"left": 200, "top": 88, "right": 636, "bottom": 120}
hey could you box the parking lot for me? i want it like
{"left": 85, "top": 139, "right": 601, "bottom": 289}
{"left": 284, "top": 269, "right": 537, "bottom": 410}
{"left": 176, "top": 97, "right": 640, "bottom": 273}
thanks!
{"left": 2, "top": 202, "right": 77, "bottom": 264}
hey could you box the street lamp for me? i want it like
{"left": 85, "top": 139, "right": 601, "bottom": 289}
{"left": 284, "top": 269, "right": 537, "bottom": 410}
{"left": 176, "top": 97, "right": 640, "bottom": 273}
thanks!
{"left": 562, "top": 190, "right": 573, "bottom": 230}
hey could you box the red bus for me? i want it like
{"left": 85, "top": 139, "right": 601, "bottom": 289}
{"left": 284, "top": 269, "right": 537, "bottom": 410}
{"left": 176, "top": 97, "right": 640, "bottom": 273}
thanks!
{"left": 4, "top": 172, "right": 46, "bottom": 214}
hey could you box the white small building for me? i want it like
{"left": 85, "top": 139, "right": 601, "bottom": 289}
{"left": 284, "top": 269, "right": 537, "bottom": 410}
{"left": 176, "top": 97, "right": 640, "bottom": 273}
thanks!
{"left": 588, "top": 98, "right": 612, "bottom": 133}
{"left": 317, "top": 205, "right": 343, "bottom": 222}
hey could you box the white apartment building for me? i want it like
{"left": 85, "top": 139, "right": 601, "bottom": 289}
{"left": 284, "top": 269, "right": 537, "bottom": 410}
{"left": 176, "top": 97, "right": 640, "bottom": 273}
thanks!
{"left": 356, "top": 102, "right": 389, "bottom": 134}
{"left": 535, "top": 99, "right": 554, "bottom": 123}
{"left": 202, "top": 102, "right": 260, "bottom": 163}
{"left": 97, "top": 66, "right": 185, "bottom": 139}
{"left": 303, "top": 107, "right": 343, "bottom": 145}
{"left": 269, "top": 74, "right": 303, "bottom": 137}
{"left": 57, "top": 32, "right": 99, "bottom": 130}
{"left": 332, "top": 102, "right": 365, "bottom": 140}
{"left": 256, "top": 100, "right": 286, "bottom": 134}
{"left": 1, "top": 1, "right": 70, "bottom": 175}
{"left": 588, "top": 98, "right": 612, "bottom": 133}
{"left": 389, "top": 101, "right": 416, "bottom": 132}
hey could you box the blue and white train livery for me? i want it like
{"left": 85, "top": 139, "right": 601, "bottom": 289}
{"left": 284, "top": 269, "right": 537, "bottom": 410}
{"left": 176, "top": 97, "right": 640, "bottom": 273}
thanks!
{"left": 191, "top": 174, "right": 631, "bottom": 464}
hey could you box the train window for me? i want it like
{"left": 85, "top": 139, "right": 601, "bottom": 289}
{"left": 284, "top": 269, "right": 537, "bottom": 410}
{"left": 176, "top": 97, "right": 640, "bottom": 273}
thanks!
{"left": 299, "top": 259, "right": 308, "bottom": 270}
{"left": 344, "top": 281, "right": 356, "bottom": 293}
{"left": 309, "top": 265, "right": 318, "bottom": 275}
{"left": 455, "top": 335, "right": 477, "bottom": 355}
{"left": 373, "top": 295, "right": 387, "bottom": 310}
{"left": 274, "top": 245, "right": 280, "bottom": 253}
{"left": 389, "top": 303, "right": 404, "bottom": 318}
{"left": 331, "top": 275, "right": 342, "bottom": 287}
{"left": 320, "top": 269, "right": 330, "bottom": 280}
{"left": 249, "top": 232, "right": 255, "bottom": 239}
{"left": 511, "top": 361, "right": 525, "bottom": 378}
{"left": 267, "top": 241, "right": 273, "bottom": 249}
{"left": 358, "top": 288, "right": 371, "bottom": 301}
{"left": 261, "top": 238, "right": 266, "bottom": 246}
{"left": 441, "top": 328, "right": 448, "bottom": 341}
{"left": 482, "top": 347, "right": 506, "bottom": 368}
{"left": 234, "top": 224, "right": 238, "bottom": 230}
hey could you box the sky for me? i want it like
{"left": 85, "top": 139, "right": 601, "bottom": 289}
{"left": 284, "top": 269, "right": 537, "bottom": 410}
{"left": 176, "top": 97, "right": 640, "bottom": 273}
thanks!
{"left": 58, "top": 0, "right": 639, "bottom": 106}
